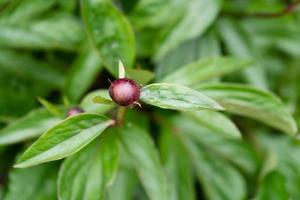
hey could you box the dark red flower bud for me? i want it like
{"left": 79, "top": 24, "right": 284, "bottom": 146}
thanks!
{"left": 109, "top": 78, "right": 140, "bottom": 106}
{"left": 66, "top": 107, "right": 84, "bottom": 117}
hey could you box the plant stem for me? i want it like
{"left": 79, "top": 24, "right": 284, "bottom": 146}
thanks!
{"left": 223, "top": 0, "right": 300, "bottom": 18}
{"left": 116, "top": 106, "right": 127, "bottom": 126}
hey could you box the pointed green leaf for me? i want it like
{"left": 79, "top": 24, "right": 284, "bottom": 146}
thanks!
{"left": 4, "top": 163, "right": 58, "bottom": 200}
{"left": 159, "top": 127, "right": 195, "bottom": 200}
{"left": 218, "top": 18, "right": 268, "bottom": 89}
{"left": 37, "top": 97, "right": 61, "bottom": 116}
{"left": 0, "top": 0, "right": 56, "bottom": 24}
{"left": 182, "top": 137, "right": 247, "bottom": 200}
{"left": 65, "top": 47, "right": 103, "bottom": 102}
{"left": 58, "top": 131, "right": 119, "bottom": 200}
{"left": 184, "top": 110, "right": 241, "bottom": 138}
{"left": 155, "top": 0, "right": 221, "bottom": 59}
{"left": 93, "top": 96, "right": 115, "bottom": 105}
{"left": 161, "top": 57, "right": 253, "bottom": 86}
{"left": 197, "top": 83, "right": 298, "bottom": 136}
{"left": 172, "top": 115, "right": 259, "bottom": 176}
{"left": 0, "top": 14, "right": 83, "bottom": 51}
{"left": 15, "top": 113, "right": 114, "bottom": 168}
{"left": 129, "top": 0, "right": 186, "bottom": 29}
{"left": 80, "top": 90, "right": 115, "bottom": 114}
{"left": 0, "top": 108, "right": 62, "bottom": 145}
{"left": 126, "top": 68, "right": 154, "bottom": 85}
{"left": 0, "top": 49, "right": 64, "bottom": 88}
{"left": 255, "top": 171, "right": 289, "bottom": 200}
{"left": 119, "top": 124, "right": 170, "bottom": 200}
{"left": 141, "top": 83, "right": 224, "bottom": 111}
{"left": 156, "top": 28, "right": 221, "bottom": 80}
{"left": 107, "top": 168, "right": 139, "bottom": 200}
{"left": 81, "top": 0, "right": 135, "bottom": 76}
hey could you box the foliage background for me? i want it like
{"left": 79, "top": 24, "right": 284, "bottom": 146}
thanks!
{"left": 0, "top": 0, "right": 300, "bottom": 199}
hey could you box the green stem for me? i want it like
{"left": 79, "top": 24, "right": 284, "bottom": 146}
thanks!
{"left": 116, "top": 106, "right": 127, "bottom": 126}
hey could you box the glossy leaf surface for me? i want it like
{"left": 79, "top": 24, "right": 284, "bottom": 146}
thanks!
{"left": 141, "top": 83, "right": 224, "bottom": 111}
{"left": 15, "top": 114, "right": 114, "bottom": 168}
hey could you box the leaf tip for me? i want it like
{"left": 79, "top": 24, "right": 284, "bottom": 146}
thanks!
{"left": 118, "top": 60, "right": 125, "bottom": 79}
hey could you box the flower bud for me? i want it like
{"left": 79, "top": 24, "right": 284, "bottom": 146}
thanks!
{"left": 109, "top": 78, "right": 140, "bottom": 106}
{"left": 66, "top": 107, "right": 84, "bottom": 117}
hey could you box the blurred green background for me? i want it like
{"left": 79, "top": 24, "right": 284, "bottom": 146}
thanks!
{"left": 0, "top": 0, "right": 300, "bottom": 199}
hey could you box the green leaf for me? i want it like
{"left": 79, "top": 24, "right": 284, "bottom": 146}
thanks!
{"left": 126, "top": 68, "right": 154, "bottom": 85}
{"left": 93, "top": 96, "right": 115, "bottom": 105}
{"left": 0, "top": 49, "right": 64, "bottom": 88}
{"left": 4, "top": 163, "right": 58, "bottom": 200}
{"left": 81, "top": 0, "right": 135, "bottom": 76}
{"left": 80, "top": 90, "right": 115, "bottom": 114}
{"left": 155, "top": 0, "right": 221, "bottom": 59}
{"left": 255, "top": 133, "right": 300, "bottom": 199}
{"left": 218, "top": 18, "right": 268, "bottom": 89}
{"left": 171, "top": 115, "right": 259, "bottom": 176}
{"left": 159, "top": 127, "right": 195, "bottom": 200}
{"left": 184, "top": 110, "right": 241, "bottom": 138}
{"left": 0, "top": 13, "right": 83, "bottom": 50}
{"left": 119, "top": 123, "right": 170, "bottom": 200}
{"left": 156, "top": 28, "right": 221, "bottom": 80}
{"left": 58, "top": 130, "right": 119, "bottom": 200}
{"left": 141, "top": 83, "right": 224, "bottom": 111}
{"left": 161, "top": 57, "right": 252, "bottom": 86}
{"left": 0, "top": 108, "right": 62, "bottom": 145}
{"left": 182, "top": 137, "right": 247, "bottom": 200}
{"left": 108, "top": 143, "right": 140, "bottom": 200}
{"left": 37, "top": 97, "right": 61, "bottom": 116}
{"left": 129, "top": 0, "right": 186, "bottom": 29}
{"left": 15, "top": 113, "right": 114, "bottom": 168}
{"left": 107, "top": 168, "right": 139, "bottom": 200}
{"left": 65, "top": 47, "right": 103, "bottom": 103}
{"left": 0, "top": 69, "right": 50, "bottom": 120}
{"left": 197, "top": 83, "right": 298, "bottom": 136}
{"left": 0, "top": 0, "right": 56, "bottom": 24}
{"left": 255, "top": 171, "right": 290, "bottom": 200}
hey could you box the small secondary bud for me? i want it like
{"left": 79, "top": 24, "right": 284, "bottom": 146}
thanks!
{"left": 109, "top": 78, "right": 140, "bottom": 106}
{"left": 66, "top": 107, "right": 84, "bottom": 117}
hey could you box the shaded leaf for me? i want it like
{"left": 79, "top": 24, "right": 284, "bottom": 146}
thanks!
{"left": 171, "top": 115, "right": 259, "bottom": 176}
{"left": 5, "top": 163, "right": 58, "bottom": 200}
{"left": 255, "top": 171, "right": 289, "bottom": 200}
{"left": 218, "top": 18, "right": 268, "bottom": 89}
{"left": 0, "top": 14, "right": 83, "bottom": 50}
{"left": 126, "top": 68, "right": 154, "bottom": 85}
{"left": 159, "top": 127, "right": 195, "bottom": 200}
{"left": 161, "top": 57, "right": 252, "bottom": 86}
{"left": 129, "top": 0, "right": 186, "bottom": 29}
{"left": 156, "top": 0, "right": 221, "bottom": 59}
{"left": 80, "top": 90, "right": 115, "bottom": 114}
{"left": 107, "top": 167, "right": 139, "bottom": 200}
{"left": 82, "top": 0, "right": 135, "bottom": 76}
{"left": 0, "top": 0, "right": 56, "bottom": 24}
{"left": 93, "top": 96, "right": 115, "bottom": 105}
{"left": 58, "top": 131, "right": 119, "bottom": 200}
{"left": 182, "top": 136, "right": 247, "bottom": 200}
{"left": 156, "top": 28, "right": 221, "bottom": 80}
{"left": 197, "top": 83, "right": 298, "bottom": 135}
{"left": 37, "top": 97, "right": 61, "bottom": 116}
{"left": 0, "top": 108, "right": 62, "bottom": 145}
{"left": 15, "top": 113, "right": 114, "bottom": 168}
{"left": 184, "top": 110, "right": 241, "bottom": 138}
{"left": 119, "top": 123, "right": 170, "bottom": 200}
{"left": 0, "top": 49, "right": 64, "bottom": 88}
{"left": 0, "top": 69, "right": 50, "bottom": 120}
{"left": 65, "top": 47, "right": 103, "bottom": 102}
{"left": 141, "top": 83, "right": 224, "bottom": 111}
